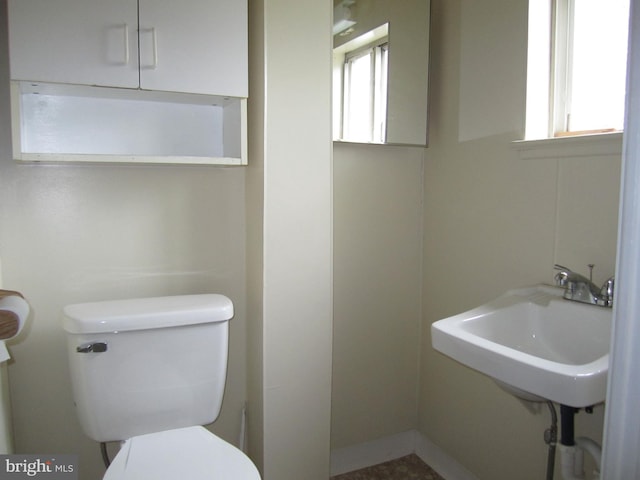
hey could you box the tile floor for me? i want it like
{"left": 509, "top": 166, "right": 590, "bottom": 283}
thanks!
{"left": 330, "top": 454, "right": 445, "bottom": 480}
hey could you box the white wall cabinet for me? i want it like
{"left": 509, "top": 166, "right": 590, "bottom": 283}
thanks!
{"left": 137, "top": 0, "right": 247, "bottom": 97}
{"left": 7, "top": 0, "right": 248, "bottom": 165}
{"left": 8, "top": 0, "right": 139, "bottom": 89}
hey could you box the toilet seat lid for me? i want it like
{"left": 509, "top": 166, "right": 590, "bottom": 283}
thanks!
{"left": 104, "top": 426, "right": 261, "bottom": 480}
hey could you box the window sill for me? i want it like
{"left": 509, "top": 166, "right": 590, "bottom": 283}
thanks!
{"left": 511, "top": 132, "right": 623, "bottom": 160}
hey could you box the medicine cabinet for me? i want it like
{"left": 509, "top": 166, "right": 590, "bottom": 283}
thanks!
{"left": 333, "top": 0, "right": 431, "bottom": 147}
{"left": 7, "top": 0, "right": 248, "bottom": 165}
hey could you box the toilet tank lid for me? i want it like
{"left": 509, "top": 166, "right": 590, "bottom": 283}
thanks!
{"left": 63, "top": 294, "right": 233, "bottom": 334}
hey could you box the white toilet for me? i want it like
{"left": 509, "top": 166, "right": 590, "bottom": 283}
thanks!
{"left": 62, "top": 294, "right": 261, "bottom": 480}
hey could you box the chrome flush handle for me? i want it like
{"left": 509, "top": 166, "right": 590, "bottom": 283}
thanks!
{"left": 76, "top": 342, "right": 108, "bottom": 353}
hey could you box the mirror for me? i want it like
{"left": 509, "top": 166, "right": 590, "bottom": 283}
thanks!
{"left": 332, "top": 0, "right": 431, "bottom": 146}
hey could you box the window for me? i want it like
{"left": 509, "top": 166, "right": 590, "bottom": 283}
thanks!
{"left": 333, "top": 23, "right": 389, "bottom": 143}
{"left": 526, "top": 0, "right": 630, "bottom": 140}
{"left": 342, "top": 40, "right": 388, "bottom": 143}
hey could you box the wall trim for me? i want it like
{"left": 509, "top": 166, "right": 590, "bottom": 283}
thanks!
{"left": 330, "top": 430, "right": 479, "bottom": 480}
{"left": 330, "top": 431, "right": 416, "bottom": 476}
{"left": 414, "top": 432, "right": 479, "bottom": 480}
{"left": 511, "top": 132, "right": 623, "bottom": 160}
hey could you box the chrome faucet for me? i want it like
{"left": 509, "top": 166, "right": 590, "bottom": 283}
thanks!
{"left": 553, "top": 264, "right": 614, "bottom": 307}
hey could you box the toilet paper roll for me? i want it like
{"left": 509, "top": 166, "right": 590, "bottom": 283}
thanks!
{"left": 0, "top": 295, "right": 29, "bottom": 341}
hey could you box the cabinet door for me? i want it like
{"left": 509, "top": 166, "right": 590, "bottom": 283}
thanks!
{"left": 8, "top": 0, "right": 139, "bottom": 88}
{"left": 138, "top": 0, "right": 247, "bottom": 97}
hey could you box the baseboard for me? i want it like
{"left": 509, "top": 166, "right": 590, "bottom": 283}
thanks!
{"left": 330, "top": 430, "right": 479, "bottom": 480}
{"left": 330, "top": 431, "right": 416, "bottom": 476}
{"left": 414, "top": 431, "right": 479, "bottom": 480}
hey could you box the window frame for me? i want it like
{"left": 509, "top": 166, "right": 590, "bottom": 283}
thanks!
{"left": 525, "top": 0, "right": 629, "bottom": 141}
{"left": 551, "top": 0, "right": 571, "bottom": 135}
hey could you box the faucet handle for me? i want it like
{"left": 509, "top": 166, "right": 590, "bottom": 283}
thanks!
{"left": 599, "top": 276, "right": 615, "bottom": 307}
{"left": 553, "top": 264, "right": 572, "bottom": 286}
{"left": 554, "top": 264, "right": 572, "bottom": 271}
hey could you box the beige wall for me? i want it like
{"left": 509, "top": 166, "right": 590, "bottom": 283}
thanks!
{"left": 332, "top": 1, "right": 620, "bottom": 479}
{"left": 0, "top": 3, "right": 247, "bottom": 479}
{"left": 0, "top": 1, "right": 333, "bottom": 479}
{"left": 332, "top": 143, "right": 424, "bottom": 449}
{"left": 247, "top": 1, "right": 333, "bottom": 479}
{"left": 0, "top": 0, "right": 622, "bottom": 478}
{"left": 246, "top": 0, "right": 266, "bottom": 472}
{"left": 420, "top": 0, "right": 618, "bottom": 479}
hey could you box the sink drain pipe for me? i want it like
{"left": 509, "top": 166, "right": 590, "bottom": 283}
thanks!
{"left": 544, "top": 402, "right": 558, "bottom": 480}
{"left": 557, "top": 405, "right": 602, "bottom": 480}
{"left": 559, "top": 406, "right": 584, "bottom": 480}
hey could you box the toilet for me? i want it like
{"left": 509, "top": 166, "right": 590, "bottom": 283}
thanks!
{"left": 62, "top": 294, "right": 261, "bottom": 480}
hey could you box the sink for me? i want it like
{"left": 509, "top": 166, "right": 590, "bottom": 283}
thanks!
{"left": 431, "top": 285, "right": 612, "bottom": 407}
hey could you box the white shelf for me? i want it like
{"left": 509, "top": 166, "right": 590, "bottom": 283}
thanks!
{"left": 11, "top": 81, "right": 247, "bottom": 166}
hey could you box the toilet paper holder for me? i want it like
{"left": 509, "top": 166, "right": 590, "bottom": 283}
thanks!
{"left": 0, "top": 290, "right": 25, "bottom": 340}
{"left": 0, "top": 290, "right": 23, "bottom": 299}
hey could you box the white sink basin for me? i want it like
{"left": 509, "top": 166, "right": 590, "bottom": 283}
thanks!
{"left": 431, "top": 285, "right": 612, "bottom": 407}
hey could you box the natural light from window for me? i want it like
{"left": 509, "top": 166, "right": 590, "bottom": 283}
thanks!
{"left": 333, "top": 24, "right": 389, "bottom": 144}
{"left": 525, "top": 0, "right": 630, "bottom": 140}
{"left": 569, "top": 0, "right": 629, "bottom": 133}
{"left": 343, "top": 49, "right": 372, "bottom": 142}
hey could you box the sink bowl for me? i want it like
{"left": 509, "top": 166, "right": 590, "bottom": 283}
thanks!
{"left": 431, "top": 285, "right": 612, "bottom": 407}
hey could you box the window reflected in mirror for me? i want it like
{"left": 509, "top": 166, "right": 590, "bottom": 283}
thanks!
{"left": 332, "top": 0, "right": 430, "bottom": 147}
{"left": 338, "top": 23, "right": 388, "bottom": 143}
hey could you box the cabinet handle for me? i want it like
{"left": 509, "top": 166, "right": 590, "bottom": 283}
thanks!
{"left": 140, "top": 27, "right": 158, "bottom": 69}
{"left": 123, "top": 23, "right": 130, "bottom": 65}
{"left": 151, "top": 27, "right": 158, "bottom": 69}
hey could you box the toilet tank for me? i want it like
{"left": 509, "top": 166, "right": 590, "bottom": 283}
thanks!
{"left": 62, "top": 294, "right": 233, "bottom": 443}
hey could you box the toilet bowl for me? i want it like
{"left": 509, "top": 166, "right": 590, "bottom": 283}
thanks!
{"left": 104, "top": 426, "right": 260, "bottom": 480}
{"left": 62, "top": 294, "right": 260, "bottom": 480}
